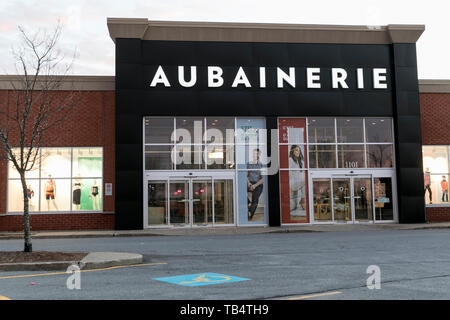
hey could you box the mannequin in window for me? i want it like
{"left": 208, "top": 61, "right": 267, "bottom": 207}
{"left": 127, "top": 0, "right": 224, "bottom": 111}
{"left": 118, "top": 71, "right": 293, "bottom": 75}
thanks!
{"left": 441, "top": 176, "right": 448, "bottom": 202}
{"left": 424, "top": 168, "right": 432, "bottom": 204}
{"left": 289, "top": 145, "right": 306, "bottom": 217}
{"left": 44, "top": 175, "right": 58, "bottom": 211}
{"left": 89, "top": 180, "right": 100, "bottom": 210}
{"left": 72, "top": 174, "right": 83, "bottom": 210}
{"left": 27, "top": 185, "right": 35, "bottom": 211}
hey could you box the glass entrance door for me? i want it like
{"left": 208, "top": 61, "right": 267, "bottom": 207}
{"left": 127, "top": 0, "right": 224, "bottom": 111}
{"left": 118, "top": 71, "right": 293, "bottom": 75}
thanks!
{"left": 332, "top": 175, "right": 373, "bottom": 223}
{"left": 311, "top": 174, "right": 375, "bottom": 223}
{"left": 146, "top": 175, "right": 234, "bottom": 227}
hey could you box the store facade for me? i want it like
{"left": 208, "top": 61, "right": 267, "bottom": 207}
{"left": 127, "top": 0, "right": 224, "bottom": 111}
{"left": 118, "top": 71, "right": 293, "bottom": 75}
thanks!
{"left": 109, "top": 19, "right": 425, "bottom": 229}
{"left": 4, "top": 19, "right": 448, "bottom": 231}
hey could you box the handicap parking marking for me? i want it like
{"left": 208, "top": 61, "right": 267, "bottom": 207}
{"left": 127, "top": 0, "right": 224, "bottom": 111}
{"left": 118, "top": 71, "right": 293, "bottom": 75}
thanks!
{"left": 153, "top": 273, "right": 250, "bottom": 287}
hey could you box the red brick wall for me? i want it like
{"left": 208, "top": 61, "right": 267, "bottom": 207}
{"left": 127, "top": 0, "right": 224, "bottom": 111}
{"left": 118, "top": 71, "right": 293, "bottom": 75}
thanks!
{"left": 0, "top": 90, "right": 115, "bottom": 231}
{"left": 0, "top": 213, "right": 114, "bottom": 231}
{"left": 420, "top": 93, "right": 450, "bottom": 145}
{"left": 421, "top": 92, "right": 450, "bottom": 221}
{"left": 426, "top": 207, "right": 450, "bottom": 223}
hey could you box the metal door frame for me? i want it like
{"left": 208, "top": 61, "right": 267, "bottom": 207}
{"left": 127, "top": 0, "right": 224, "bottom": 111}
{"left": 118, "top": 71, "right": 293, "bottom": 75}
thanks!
{"left": 309, "top": 169, "right": 397, "bottom": 224}
{"left": 144, "top": 171, "right": 236, "bottom": 228}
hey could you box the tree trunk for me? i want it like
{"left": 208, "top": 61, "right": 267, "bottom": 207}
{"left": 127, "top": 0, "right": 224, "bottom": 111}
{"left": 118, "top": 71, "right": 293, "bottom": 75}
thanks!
{"left": 20, "top": 173, "right": 32, "bottom": 253}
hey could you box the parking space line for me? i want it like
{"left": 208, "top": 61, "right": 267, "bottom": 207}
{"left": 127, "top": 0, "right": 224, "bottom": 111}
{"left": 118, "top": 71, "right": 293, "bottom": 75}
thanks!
{"left": 0, "top": 262, "right": 167, "bottom": 280}
{"left": 288, "top": 291, "right": 342, "bottom": 300}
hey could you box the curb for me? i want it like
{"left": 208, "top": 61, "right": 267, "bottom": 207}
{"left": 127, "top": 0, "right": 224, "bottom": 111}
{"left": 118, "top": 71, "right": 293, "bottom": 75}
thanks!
{"left": 0, "top": 252, "right": 143, "bottom": 272}
{"left": 1, "top": 224, "right": 450, "bottom": 240}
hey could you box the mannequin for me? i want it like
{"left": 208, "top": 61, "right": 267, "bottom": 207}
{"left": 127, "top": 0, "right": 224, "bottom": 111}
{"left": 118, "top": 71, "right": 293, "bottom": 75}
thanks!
{"left": 90, "top": 180, "right": 100, "bottom": 210}
{"left": 424, "top": 168, "right": 432, "bottom": 204}
{"left": 27, "top": 185, "right": 35, "bottom": 211}
{"left": 44, "top": 175, "right": 58, "bottom": 211}
{"left": 72, "top": 175, "right": 83, "bottom": 210}
{"left": 441, "top": 176, "right": 448, "bottom": 202}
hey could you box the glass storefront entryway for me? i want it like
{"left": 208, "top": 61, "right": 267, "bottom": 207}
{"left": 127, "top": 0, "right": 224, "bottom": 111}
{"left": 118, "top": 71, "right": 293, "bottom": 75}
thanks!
{"left": 310, "top": 171, "right": 396, "bottom": 223}
{"left": 144, "top": 172, "right": 235, "bottom": 227}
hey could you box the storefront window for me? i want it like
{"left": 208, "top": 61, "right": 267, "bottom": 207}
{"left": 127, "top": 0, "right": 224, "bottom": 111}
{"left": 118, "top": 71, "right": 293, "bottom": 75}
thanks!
{"left": 365, "top": 118, "right": 393, "bottom": 143}
{"left": 145, "top": 117, "right": 174, "bottom": 144}
{"left": 7, "top": 147, "right": 103, "bottom": 213}
{"left": 336, "top": 118, "right": 364, "bottom": 143}
{"left": 422, "top": 146, "right": 450, "bottom": 205}
{"left": 176, "top": 118, "right": 204, "bottom": 144}
{"left": 338, "top": 144, "right": 365, "bottom": 168}
{"left": 307, "top": 118, "right": 335, "bottom": 143}
{"left": 309, "top": 145, "right": 336, "bottom": 168}
{"left": 366, "top": 144, "right": 394, "bottom": 168}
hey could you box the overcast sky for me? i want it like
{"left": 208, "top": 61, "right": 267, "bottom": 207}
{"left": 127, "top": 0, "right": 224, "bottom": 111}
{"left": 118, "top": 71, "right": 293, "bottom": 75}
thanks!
{"left": 1, "top": 0, "right": 449, "bottom": 79}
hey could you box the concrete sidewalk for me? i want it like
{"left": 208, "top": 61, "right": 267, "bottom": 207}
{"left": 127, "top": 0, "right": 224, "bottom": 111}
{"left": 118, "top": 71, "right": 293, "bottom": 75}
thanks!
{"left": 1, "top": 222, "right": 450, "bottom": 240}
{"left": 0, "top": 252, "right": 143, "bottom": 271}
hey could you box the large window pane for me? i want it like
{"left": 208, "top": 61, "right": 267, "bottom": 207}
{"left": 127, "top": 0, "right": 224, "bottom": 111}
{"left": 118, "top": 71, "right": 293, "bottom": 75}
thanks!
{"left": 338, "top": 145, "right": 365, "bottom": 169}
{"left": 145, "top": 145, "right": 174, "bottom": 170}
{"left": 424, "top": 174, "right": 450, "bottom": 205}
{"left": 7, "top": 148, "right": 40, "bottom": 179}
{"left": 336, "top": 118, "right": 364, "bottom": 143}
{"left": 72, "top": 148, "right": 102, "bottom": 178}
{"left": 367, "top": 144, "right": 394, "bottom": 168}
{"left": 176, "top": 118, "right": 204, "bottom": 144}
{"left": 206, "top": 145, "right": 235, "bottom": 169}
{"left": 206, "top": 118, "right": 235, "bottom": 144}
{"left": 422, "top": 146, "right": 449, "bottom": 174}
{"left": 309, "top": 145, "right": 336, "bottom": 168}
{"left": 148, "top": 181, "right": 168, "bottom": 226}
{"left": 8, "top": 179, "right": 40, "bottom": 212}
{"left": 307, "top": 118, "right": 335, "bottom": 143}
{"left": 175, "top": 145, "right": 204, "bottom": 170}
{"left": 72, "top": 178, "right": 102, "bottom": 211}
{"left": 41, "top": 148, "right": 71, "bottom": 178}
{"left": 41, "top": 178, "right": 71, "bottom": 212}
{"left": 144, "top": 117, "right": 174, "bottom": 144}
{"left": 365, "top": 118, "right": 393, "bottom": 143}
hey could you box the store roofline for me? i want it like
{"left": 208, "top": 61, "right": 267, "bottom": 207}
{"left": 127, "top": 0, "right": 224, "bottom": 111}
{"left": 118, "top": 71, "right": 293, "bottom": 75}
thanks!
{"left": 0, "top": 75, "right": 448, "bottom": 93}
{"left": 106, "top": 18, "right": 424, "bottom": 44}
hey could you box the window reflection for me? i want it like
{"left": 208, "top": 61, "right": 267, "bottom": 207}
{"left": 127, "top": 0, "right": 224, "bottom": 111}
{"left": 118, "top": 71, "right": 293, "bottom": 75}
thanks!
{"left": 365, "top": 118, "right": 393, "bottom": 143}
{"left": 367, "top": 144, "right": 394, "bottom": 168}
{"left": 307, "top": 118, "right": 335, "bottom": 143}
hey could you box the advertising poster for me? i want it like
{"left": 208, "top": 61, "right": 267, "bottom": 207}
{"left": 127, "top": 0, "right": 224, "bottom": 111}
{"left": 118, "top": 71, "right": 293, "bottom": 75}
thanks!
{"left": 279, "top": 118, "right": 309, "bottom": 224}
{"left": 236, "top": 118, "right": 267, "bottom": 225}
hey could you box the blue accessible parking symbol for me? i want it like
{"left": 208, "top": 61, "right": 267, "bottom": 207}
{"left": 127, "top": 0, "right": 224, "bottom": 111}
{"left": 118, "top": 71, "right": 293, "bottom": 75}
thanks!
{"left": 154, "top": 273, "right": 250, "bottom": 287}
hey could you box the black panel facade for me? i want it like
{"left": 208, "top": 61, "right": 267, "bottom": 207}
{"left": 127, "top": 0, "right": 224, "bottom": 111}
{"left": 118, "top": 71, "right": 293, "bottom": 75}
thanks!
{"left": 115, "top": 38, "right": 425, "bottom": 229}
{"left": 392, "top": 43, "right": 426, "bottom": 223}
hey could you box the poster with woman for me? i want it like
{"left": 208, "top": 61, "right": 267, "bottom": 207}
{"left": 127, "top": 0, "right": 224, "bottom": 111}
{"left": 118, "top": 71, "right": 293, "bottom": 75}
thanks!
{"left": 279, "top": 118, "right": 309, "bottom": 223}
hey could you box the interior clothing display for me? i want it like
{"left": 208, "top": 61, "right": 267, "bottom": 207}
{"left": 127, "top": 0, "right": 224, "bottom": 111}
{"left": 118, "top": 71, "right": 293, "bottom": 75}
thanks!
{"left": 45, "top": 179, "right": 56, "bottom": 200}
{"left": 442, "top": 178, "right": 449, "bottom": 202}
{"left": 27, "top": 187, "right": 34, "bottom": 199}
{"left": 424, "top": 171, "right": 432, "bottom": 203}
{"left": 92, "top": 185, "right": 99, "bottom": 197}
{"left": 73, "top": 182, "right": 81, "bottom": 205}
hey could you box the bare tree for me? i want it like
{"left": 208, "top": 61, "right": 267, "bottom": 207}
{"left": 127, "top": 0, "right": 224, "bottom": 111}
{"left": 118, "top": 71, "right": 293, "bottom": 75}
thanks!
{"left": 0, "top": 22, "right": 77, "bottom": 252}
